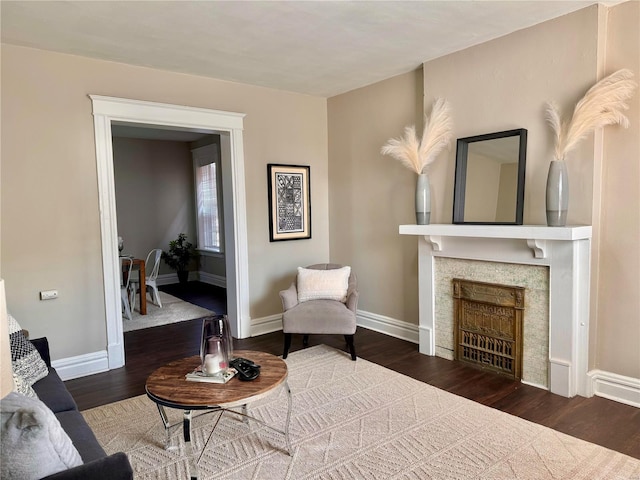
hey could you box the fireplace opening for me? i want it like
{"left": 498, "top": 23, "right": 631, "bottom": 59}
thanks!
{"left": 453, "top": 278, "right": 524, "bottom": 380}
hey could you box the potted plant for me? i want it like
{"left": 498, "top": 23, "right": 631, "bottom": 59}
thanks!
{"left": 162, "top": 233, "right": 196, "bottom": 284}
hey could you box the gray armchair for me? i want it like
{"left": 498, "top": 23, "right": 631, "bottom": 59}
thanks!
{"left": 279, "top": 263, "right": 358, "bottom": 360}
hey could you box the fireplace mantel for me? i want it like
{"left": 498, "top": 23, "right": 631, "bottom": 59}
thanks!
{"left": 399, "top": 224, "right": 592, "bottom": 259}
{"left": 400, "top": 224, "right": 592, "bottom": 398}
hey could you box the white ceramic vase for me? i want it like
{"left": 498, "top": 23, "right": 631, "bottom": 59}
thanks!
{"left": 415, "top": 173, "right": 431, "bottom": 225}
{"left": 545, "top": 159, "right": 569, "bottom": 227}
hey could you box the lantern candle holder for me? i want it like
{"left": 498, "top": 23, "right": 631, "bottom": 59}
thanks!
{"left": 200, "top": 315, "right": 233, "bottom": 377}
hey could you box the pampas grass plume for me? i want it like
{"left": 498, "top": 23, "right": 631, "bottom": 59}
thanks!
{"left": 381, "top": 98, "right": 453, "bottom": 174}
{"left": 546, "top": 69, "right": 637, "bottom": 161}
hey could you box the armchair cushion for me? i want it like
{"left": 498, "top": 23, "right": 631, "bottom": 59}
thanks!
{"left": 297, "top": 266, "right": 351, "bottom": 303}
{"left": 282, "top": 299, "right": 356, "bottom": 335}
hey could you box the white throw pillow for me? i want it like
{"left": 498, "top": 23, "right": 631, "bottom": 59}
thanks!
{"left": 0, "top": 392, "right": 83, "bottom": 480}
{"left": 297, "top": 266, "right": 351, "bottom": 303}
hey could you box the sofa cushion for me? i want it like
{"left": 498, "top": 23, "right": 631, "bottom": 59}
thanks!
{"left": 32, "top": 368, "right": 78, "bottom": 413}
{"left": 55, "top": 410, "right": 107, "bottom": 463}
{"left": 8, "top": 313, "right": 48, "bottom": 387}
{"left": 0, "top": 392, "right": 83, "bottom": 480}
{"left": 297, "top": 266, "right": 351, "bottom": 303}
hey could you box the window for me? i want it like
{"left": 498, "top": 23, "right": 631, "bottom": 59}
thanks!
{"left": 192, "top": 144, "right": 223, "bottom": 253}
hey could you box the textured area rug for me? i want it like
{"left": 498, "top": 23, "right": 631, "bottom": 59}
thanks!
{"left": 124, "top": 292, "right": 214, "bottom": 332}
{"left": 83, "top": 345, "right": 640, "bottom": 479}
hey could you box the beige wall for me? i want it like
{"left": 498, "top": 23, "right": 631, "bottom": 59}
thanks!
{"left": 328, "top": 69, "right": 423, "bottom": 323}
{"left": 596, "top": 0, "right": 640, "bottom": 377}
{"left": 423, "top": 6, "right": 599, "bottom": 226}
{"left": 327, "top": 4, "right": 639, "bottom": 381}
{"left": 1, "top": 44, "right": 328, "bottom": 360}
{"left": 113, "top": 137, "right": 196, "bottom": 276}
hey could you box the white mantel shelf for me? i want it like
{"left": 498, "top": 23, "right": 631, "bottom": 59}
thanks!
{"left": 400, "top": 223, "right": 593, "bottom": 399}
{"left": 399, "top": 224, "right": 591, "bottom": 240}
{"left": 400, "top": 224, "right": 592, "bottom": 259}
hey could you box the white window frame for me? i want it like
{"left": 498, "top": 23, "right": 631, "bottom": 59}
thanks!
{"left": 192, "top": 143, "right": 224, "bottom": 254}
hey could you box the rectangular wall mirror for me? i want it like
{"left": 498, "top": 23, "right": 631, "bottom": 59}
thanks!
{"left": 453, "top": 128, "right": 527, "bottom": 225}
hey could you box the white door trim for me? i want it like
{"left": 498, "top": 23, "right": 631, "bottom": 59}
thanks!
{"left": 90, "top": 95, "right": 250, "bottom": 369}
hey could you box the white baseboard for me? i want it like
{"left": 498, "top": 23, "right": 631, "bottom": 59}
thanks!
{"left": 52, "top": 350, "right": 109, "bottom": 381}
{"left": 77, "top": 311, "right": 640, "bottom": 409}
{"left": 155, "top": 273, "right": 182, "bottom": 286}
{"left": 249, "top": 310, "right": 419, "bottom": 344}
{"left": 356, "top": 310, "right": 419, "bottom": 344}
{"left": 251, "top": 314, "right": 283, "bottom": 336}
{"left": 155, "top": 272, "right": 225, "bottom": 288}
{"left": 588, "top": 369, "right": 640, "bottom": 407}
{"left": 198, "top": 271, "right": 227, "bottom": 288}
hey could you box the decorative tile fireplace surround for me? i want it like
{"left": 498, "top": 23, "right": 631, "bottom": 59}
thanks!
{"left": 399, "top": 224, "right": 592, "bottom": 398}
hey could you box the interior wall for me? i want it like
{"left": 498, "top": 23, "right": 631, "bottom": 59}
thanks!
{"left": 327, "top": 4, "right": 639, "bottom": 383}
{"left": 0, "top": 44, "right": 328, "bottom": 360}
{"left": 113, "top": 137, "right": 196, "bottom": 276}
{"left": 596, "top": 0, "right": 640, "bottom": 378}
{"left": 328, "top": 69, "right": 423, "bottom": 324}
{"left": 423, "top": 5, "right": 599, "bottom": 227}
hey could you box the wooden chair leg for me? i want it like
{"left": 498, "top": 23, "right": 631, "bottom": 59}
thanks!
{"left": 345, "top": 334, "right": 356, "bottom": 361}
{"left": 283, "top": 333, "right": 292, "bottom": 359}
{"left": 302, "top": 334, "right": 309, "bottom": 348}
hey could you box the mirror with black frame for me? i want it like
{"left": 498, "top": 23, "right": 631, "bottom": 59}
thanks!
{"left": 453, "top": 128, "right": 527, "bottom": 225}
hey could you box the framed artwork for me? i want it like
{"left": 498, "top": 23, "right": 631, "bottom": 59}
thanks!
{"left": 267, "top": 164, "right": 311, "bottom": 241}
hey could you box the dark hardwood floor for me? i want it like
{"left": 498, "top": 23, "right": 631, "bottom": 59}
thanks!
{"left": 158, "top": 281, "right": 227, "bottom": 314}
{"left": 64, "top": 285, "right": 640, "bottom": 460}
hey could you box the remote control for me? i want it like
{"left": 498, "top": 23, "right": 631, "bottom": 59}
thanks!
{"left": 230, "top": 357, "right": 260, "bottom": 381}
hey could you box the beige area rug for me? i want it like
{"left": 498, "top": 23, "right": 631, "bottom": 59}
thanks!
{"left": 123, "top": 291, "right": 214, "bottom": 332}
{"left": 83, "top": 345, "right": 640, "bottom": 479}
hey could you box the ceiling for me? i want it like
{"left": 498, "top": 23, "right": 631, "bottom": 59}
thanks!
{"left": 0, "top": 1, "right": 606, "bottom": 98}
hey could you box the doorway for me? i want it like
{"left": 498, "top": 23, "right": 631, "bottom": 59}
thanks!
{"left": 91, "top": 95, "right": 251, "bottom": 370}
{"left": 111, "top": 126, "right": 226, "bottom": 330}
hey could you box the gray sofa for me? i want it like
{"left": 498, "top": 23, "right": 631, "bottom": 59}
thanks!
{"left": 30, "top": 337, "right": 133, "bottom": 480}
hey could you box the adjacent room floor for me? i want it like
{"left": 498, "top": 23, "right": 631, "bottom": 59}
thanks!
{"left": 158, "top": 281, "right": 227, "bottom": 314}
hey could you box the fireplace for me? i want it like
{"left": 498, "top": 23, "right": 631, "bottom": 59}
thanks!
{"left": 436, "top": 257, "right": 548, "bottom": 388}
{"left": 399, "top": 224, "right": 592, "bottom": 398}
{"left": 453, "top": 279, "right": 525, "bottom": 379}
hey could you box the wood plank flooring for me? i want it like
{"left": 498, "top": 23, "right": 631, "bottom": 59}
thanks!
{"left": 64, "top": 284, "right": 640, "bottom": 460}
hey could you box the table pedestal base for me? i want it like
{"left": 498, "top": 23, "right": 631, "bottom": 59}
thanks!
{"left": 154, "top": 381, "right": 292, "bottom": 479}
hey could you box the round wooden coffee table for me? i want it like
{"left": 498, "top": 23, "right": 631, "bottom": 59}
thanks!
{"left": 146, "top": 350, "right": 291, "bottom": 479}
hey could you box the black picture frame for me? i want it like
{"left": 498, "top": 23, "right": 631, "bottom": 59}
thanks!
{"left": 267, "top": 164, "right": 311, "bottom": 242}
{"left": 452, "top": 128, "right": 527, "bottom": 225}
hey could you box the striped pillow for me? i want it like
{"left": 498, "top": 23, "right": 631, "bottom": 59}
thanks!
{"left": 8, "top": 313, "right": 48, "bottom": 389}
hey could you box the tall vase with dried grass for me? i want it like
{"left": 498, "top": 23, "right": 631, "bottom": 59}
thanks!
{"left": 381, "top": 98, "right": 453, "bottom": 225}
{"left": 545, "top": 69, "right": 637, "bottom": 226}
